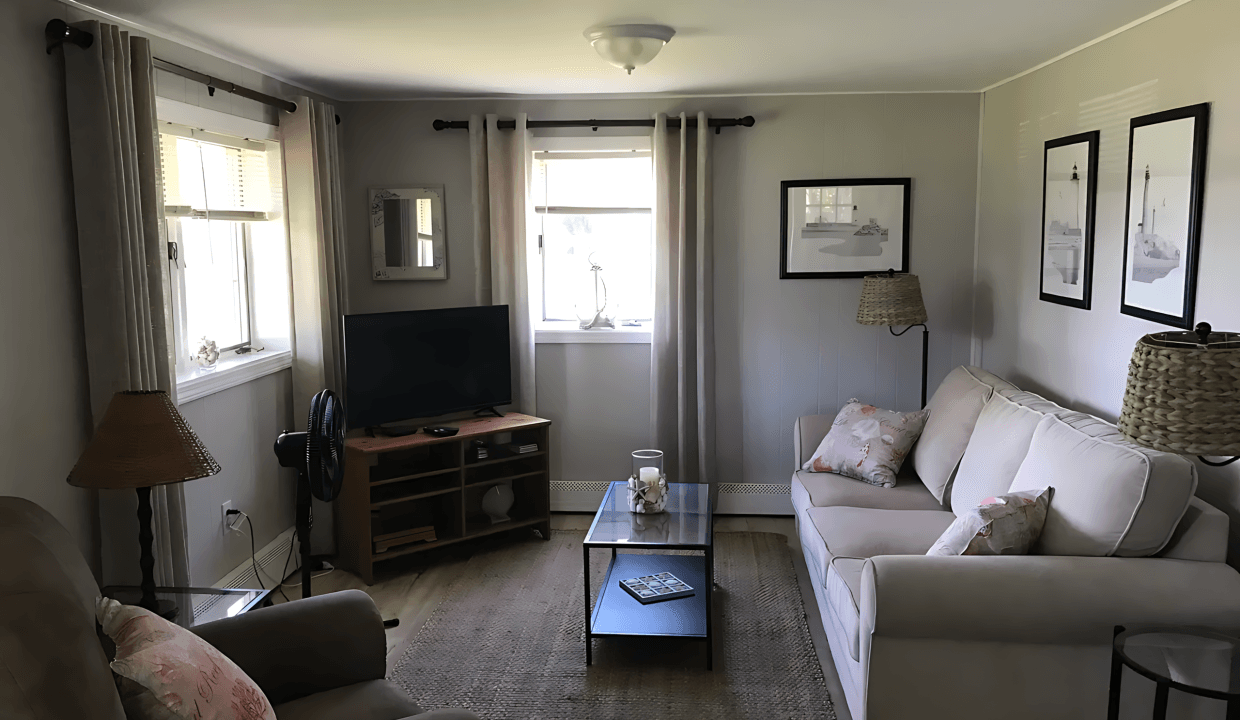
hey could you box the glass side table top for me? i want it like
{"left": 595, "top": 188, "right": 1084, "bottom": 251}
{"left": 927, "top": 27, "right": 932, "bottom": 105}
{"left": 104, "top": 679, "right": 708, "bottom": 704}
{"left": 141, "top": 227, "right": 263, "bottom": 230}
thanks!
{"left": 101, "top": 586, "right": 270, "bottom": 629}
{"left": 1115, "top": 627, "right": 1240, "bottom": 698}
{"left": 584, "top": 481, "right": 711, "bottom": 548}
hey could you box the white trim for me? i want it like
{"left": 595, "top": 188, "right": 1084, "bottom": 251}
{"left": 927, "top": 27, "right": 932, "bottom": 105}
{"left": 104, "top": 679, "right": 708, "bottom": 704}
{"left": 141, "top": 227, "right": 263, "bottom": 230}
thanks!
{"left": 194, "top": 526, "right": 297, "bottom": 621}
{"left": 970, "top": 92, "right": 986, "bottom": 368}
{"left": 716, "top": 491, "right": 793, "bottom": 516}
{"left": 533, "top": 136, "right": 652, "bottom": 151}
{"left": 62, "top": 0, "right": 337, "bottom": 101}
{"left": 177, "top": 349, "right": 292, "bottom": 404}
{"left": 980, "top": 0, "right": 1199, "bottom": 93}
{"left": 536, "top": 324, "right": 651, "bottom": 344}
{"left": 354, "top": 89, "right": 980, "bottom": 102}
{"left": 156, "top": 97, "right": 279, "bottom": 141}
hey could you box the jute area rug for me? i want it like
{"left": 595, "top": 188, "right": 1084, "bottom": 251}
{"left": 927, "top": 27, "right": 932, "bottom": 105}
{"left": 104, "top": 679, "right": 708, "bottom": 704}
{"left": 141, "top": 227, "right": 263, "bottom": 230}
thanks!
{"left": 390, "top": 531, "right": 836, "bottom": 719}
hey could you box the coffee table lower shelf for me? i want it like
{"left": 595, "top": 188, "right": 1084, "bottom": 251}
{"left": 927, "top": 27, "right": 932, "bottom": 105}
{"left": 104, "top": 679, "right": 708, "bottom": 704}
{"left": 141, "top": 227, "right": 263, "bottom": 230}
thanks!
{"left": 586, "top": 552, "right": 712, "bottom": 668}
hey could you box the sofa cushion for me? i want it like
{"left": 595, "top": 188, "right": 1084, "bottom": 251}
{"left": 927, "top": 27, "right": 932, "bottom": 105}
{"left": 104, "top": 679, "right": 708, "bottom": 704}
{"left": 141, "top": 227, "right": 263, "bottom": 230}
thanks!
{"left": 913, "top": 367, "right": 1015, "bottom": 503}
{"left": 1009, "top": 413, "right": 1197, "bottom": 557}
{"left": 273, "top": 679, "right": 423, "bottom": 720}
{"left": 825, "top": 558, "right": 865, "bottom": 662}
{"left": 950, "top": 393, "right": 1046, "bottom": 515}
{"left": 807, "top": 507, "right": 957, "bottom": 564}
{"left": 792, "top": 470, "right": 943, "bottom": 514}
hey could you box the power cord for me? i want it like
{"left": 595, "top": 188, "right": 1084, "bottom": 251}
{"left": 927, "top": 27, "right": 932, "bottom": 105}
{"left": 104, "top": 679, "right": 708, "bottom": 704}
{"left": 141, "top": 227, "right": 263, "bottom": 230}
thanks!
{"left": 226, "top": 509, "right": 264, "bottom": 590}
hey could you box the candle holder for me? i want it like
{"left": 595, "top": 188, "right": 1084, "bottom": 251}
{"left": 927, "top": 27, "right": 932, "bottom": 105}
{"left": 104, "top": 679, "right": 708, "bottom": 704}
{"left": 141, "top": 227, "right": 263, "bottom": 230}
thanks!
{"left": 627, "top": 449, "right": 667, "bottom": 513}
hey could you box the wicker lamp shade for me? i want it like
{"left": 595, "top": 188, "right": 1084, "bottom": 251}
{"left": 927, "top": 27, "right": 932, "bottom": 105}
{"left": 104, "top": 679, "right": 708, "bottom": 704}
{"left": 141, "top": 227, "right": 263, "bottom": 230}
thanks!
{"left": 856, "top": 273, "right": 928, "bottom": 326}
{"left": 68, "top": 391, "right": 221, "bottom": 489}
{"left": 1118, "top": 325, "right": 1240, "bottom": 456}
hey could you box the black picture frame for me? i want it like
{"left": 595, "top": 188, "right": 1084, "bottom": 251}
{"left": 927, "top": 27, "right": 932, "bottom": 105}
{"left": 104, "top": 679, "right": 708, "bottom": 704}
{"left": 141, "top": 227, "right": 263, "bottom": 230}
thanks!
{"left": 1120, "top": 103, "right": 1210, "bottom": 329}
{"left": 779, "top": 178, "right": 912, "bottom": 279}
{"left": 1039, "top": 131, "right": 1099, "bottom": 310}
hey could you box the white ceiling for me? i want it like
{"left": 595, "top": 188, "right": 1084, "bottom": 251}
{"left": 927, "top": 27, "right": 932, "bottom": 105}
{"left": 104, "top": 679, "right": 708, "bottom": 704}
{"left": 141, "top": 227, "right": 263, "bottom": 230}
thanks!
{"left": 80, "top": 0, "right": 1181, "bottom": 100}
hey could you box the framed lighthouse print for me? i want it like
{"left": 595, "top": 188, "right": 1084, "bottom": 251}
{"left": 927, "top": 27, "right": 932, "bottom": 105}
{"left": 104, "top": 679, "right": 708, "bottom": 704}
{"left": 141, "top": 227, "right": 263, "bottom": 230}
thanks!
{"left": 1040, "top": 131, "right": 1099, "bottom": 309}
{"left": 1120, "top": 103, "right": 1210, "bottom": 329}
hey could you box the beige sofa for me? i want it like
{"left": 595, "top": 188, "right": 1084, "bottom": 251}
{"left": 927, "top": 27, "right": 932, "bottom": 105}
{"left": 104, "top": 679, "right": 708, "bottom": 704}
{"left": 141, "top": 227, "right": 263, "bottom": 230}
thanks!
{"left": 793, "top": 366, "right": 1240, "bottom": 720}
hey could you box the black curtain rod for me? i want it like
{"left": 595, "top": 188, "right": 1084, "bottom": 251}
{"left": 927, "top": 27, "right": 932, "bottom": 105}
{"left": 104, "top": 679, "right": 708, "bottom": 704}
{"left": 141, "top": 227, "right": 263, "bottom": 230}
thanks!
{"left": 44, "top": 19, "right": 337, "bottom": 122}
{"left": 433, "top": 116, "right": 756, "bottom": 134}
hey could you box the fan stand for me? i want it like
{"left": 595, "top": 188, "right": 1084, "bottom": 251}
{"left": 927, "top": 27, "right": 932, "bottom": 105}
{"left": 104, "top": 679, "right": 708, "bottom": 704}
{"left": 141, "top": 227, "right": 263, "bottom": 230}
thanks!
{"left": 295, "top": 472, "right": 314, "bottom": 599}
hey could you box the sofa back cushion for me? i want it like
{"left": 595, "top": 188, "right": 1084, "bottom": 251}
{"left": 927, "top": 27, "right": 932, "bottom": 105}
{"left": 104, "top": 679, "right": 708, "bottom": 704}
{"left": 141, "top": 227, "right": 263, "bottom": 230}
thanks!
{"left": 951, "top": 393, "right": 1046, "bottom": 515}
{"left": 912, "top": 367, "right": 1018, "bottom": 503}
{"left": 1008, "top": 413, "right": 1198, "bottom": 557}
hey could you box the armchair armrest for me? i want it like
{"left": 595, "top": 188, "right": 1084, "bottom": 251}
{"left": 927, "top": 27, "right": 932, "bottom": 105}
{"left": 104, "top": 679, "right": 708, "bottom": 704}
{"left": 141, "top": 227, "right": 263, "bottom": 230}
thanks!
{"left": 861, "top": 555, "right": 1240, "bottom": 645}
{"left": 794, "top": 415, "right": 835, "bottom": 468}
{"left": 193, "top": 589, "right": 386, "bottom": 705}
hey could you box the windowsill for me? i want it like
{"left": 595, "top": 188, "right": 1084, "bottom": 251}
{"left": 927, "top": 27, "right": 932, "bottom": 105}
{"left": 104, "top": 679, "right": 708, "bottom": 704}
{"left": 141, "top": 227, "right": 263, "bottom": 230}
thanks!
{"left": 176, "top": 348, "right": 293, "bottom": 404}
{"left": 535, "top": 323, "right": 652, "bottom": 344}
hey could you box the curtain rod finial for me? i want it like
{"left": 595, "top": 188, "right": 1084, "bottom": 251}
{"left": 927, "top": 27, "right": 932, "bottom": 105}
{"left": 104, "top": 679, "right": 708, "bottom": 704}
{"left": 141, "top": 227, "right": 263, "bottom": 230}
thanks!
{"left": 46, "top": 19, "right": 93, "bottom": 55}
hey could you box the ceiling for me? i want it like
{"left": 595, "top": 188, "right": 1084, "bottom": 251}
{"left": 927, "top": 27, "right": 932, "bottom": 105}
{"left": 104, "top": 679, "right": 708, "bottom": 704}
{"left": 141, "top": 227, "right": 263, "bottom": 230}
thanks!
{"left": 79, "top": 0, "right": 1181, "bottom": 100}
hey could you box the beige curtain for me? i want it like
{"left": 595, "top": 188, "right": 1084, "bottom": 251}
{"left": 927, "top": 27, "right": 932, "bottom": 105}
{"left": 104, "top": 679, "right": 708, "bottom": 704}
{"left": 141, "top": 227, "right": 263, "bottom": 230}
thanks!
{"left": 282, "top": 97, "right": 348, "bottom": 552}
{"left": 469, "top": 114, "right": 536, "bottom": 414}
{"left": 62, "top": 21, "right": 190, "bottom": 586}
{"left": 651, "top": 112, "right": 715, "bottom": 487}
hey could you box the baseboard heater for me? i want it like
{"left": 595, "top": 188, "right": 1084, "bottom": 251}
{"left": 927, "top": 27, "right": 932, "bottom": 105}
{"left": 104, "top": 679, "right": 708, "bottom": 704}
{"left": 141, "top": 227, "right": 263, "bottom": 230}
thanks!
{"left": 195, "top": 526, "right": 299, "bottom": 621}
{"left": 550, "top": 481, "right": 792, "bottom": 515}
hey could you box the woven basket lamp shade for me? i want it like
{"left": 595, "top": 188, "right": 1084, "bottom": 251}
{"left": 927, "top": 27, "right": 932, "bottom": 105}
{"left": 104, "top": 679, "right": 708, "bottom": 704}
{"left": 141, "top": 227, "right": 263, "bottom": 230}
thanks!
{"left": 67, "top": 391, "right": 219, "bottom": 617}
{"left": 856, "top": 273, "right": 928, "bottom": 327}
{"left": 68, "top": 391, "right": 220, "bottom": 489}
{"left": 1118, "top": 323, "right": 1240, "bottom": 459}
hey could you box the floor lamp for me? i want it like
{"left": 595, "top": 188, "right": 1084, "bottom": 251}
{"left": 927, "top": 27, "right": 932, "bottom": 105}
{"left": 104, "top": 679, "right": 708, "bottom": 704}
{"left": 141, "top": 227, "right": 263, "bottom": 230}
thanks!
{"left": 1118, "top": 322, "right": 1240, "bottom": 467}
{"left": 856, "top": 271, "right": 930, "bottom": 408}
{"left": 68, "top": 391, "right": 221, "bottom": 617}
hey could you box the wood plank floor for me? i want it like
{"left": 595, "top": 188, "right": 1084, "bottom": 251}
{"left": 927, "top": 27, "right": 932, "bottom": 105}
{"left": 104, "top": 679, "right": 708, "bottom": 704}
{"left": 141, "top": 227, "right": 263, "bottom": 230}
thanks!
{"left": 270, "top": 513, "right": 852, "bottom": 720}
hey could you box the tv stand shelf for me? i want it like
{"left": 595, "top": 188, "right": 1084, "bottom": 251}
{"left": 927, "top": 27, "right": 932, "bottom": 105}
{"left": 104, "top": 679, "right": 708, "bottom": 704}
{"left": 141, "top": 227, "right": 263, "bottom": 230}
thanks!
{"left": 337, "top": 413, "right": 551, "bottom": 584}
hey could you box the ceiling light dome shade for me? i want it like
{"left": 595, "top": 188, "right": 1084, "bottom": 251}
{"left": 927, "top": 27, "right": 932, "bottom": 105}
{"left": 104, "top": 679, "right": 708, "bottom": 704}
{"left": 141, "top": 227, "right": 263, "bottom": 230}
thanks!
{"left": 584, "top": 24, "right": 675, "bottom": 74}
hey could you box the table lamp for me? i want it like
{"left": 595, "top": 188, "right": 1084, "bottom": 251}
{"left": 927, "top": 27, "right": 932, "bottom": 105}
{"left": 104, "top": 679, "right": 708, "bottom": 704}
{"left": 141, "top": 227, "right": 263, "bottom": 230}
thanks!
{"left": 1118, "top": 322, "right": 1240, "bottom": 466}
{"left": 68, "top": 391, "right": 221, "bottom": 616}
{"left": 856, "top": 270, "right": 930, "bottom": 408}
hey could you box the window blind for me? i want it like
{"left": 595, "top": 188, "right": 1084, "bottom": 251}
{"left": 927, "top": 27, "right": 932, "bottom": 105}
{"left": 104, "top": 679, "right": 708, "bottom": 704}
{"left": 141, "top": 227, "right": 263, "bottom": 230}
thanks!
{"left": 159, "top": 126, "right": 276, "bottom": 221}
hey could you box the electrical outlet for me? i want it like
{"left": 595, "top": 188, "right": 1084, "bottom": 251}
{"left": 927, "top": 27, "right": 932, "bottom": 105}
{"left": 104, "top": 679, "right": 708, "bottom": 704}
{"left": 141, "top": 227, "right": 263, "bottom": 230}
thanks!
{"left": 221, "top": 500, "right": 233, "bottom": 536}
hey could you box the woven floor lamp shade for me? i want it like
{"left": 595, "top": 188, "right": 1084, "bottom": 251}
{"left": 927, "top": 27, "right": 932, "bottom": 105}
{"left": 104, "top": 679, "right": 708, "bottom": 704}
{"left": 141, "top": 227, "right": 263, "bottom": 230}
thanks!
{"left": 856, "top": 273, "right": 928, "bottom": 326}
{"left": 1118, "top": 324, "right": 1240, "bottom": 458}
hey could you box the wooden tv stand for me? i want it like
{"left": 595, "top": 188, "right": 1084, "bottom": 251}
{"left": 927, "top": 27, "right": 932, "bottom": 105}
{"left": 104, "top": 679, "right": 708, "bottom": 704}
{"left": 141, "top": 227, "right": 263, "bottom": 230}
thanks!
{"left": 336, "top": 413, "right": 551, "bottom": 584}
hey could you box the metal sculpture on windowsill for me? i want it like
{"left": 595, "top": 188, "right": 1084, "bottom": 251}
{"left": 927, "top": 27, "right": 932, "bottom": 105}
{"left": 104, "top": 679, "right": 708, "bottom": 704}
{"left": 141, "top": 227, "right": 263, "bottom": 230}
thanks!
{"left": 576, "top": 253, "right": 615, "bottom": 330}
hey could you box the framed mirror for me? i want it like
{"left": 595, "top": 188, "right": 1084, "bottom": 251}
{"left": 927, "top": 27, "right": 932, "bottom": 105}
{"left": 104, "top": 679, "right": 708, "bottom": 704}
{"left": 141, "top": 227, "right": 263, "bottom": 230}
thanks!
{"left": 369, "top": 186, "right": 447, "bottom": 280}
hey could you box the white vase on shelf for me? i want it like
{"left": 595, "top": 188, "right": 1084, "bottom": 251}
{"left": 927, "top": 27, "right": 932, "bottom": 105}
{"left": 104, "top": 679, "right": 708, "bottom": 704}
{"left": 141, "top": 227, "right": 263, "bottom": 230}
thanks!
{"left": 481, "top": 480, "right": 514, "bottom": 524}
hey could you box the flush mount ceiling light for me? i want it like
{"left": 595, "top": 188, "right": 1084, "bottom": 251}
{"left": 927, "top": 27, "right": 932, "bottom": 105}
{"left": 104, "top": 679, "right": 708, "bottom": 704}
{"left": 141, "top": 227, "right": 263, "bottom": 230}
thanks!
{"left": 584, "top": 24, "right": 675, "bottom": 75}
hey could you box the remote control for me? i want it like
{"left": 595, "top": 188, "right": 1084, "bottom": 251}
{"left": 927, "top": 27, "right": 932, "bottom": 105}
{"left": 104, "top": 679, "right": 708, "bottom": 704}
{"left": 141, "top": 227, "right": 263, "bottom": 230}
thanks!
{"left": 422, "top": 426, "right": 459, "bottom": 437}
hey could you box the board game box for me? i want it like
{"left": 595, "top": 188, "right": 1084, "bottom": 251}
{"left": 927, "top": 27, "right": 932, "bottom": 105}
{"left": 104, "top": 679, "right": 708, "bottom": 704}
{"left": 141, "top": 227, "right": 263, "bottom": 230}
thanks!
{"left": 619, "top": 572, "right": 695, "bottom": 604}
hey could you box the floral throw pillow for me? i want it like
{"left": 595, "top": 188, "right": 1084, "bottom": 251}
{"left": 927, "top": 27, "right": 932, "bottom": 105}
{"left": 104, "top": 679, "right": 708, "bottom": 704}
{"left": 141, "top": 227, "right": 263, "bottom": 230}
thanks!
{"left": 802, "top": 400, "right": 930, "bottom": 487}
{"left": 96, "top": 597, "right": 276, "bottom": 720}
{"left": 927, "top": 487, "right": 1054, "bottom": 556}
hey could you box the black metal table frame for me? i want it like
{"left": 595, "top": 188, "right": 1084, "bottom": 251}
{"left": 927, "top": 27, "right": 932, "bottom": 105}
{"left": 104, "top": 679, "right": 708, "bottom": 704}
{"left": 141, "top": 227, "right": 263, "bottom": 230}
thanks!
{"left": 1108, "top": 625, "right": 1240, "bottom": 720}
{"left": 582, "top": 483, "right": 715, "bottom": 670}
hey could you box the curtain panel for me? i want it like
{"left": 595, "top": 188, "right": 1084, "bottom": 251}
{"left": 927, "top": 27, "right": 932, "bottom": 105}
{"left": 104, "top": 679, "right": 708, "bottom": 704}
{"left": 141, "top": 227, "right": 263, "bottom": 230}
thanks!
{"left": 282, "top": 96, "right": 349, "bottom": 552}
{"left": 62, "top": 21, "right": 189, "bottom": 587}
{"left": 651, "top": 112, "right": 716, "bottom": 488}
{"left": 469, "top": 114, "right": 537, "bottom": 415}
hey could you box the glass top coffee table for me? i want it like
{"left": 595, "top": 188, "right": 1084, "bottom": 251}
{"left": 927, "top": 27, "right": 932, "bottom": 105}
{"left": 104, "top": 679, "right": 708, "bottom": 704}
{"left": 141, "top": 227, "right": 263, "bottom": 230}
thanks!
{"left": 101, "top": 586, "right": 273, "bottom": 629}
{"left": 583, "top": 481, "right": 714, "bottom": 669}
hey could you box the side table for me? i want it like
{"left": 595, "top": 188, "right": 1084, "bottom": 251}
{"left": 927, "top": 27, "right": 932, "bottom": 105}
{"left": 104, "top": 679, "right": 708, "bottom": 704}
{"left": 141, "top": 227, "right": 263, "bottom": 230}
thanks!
{"left": 102, "top": 586, "right": 273, "bottom": 629}
{"left": 1109, "top": 625, "right": 1240, "bottom": 720}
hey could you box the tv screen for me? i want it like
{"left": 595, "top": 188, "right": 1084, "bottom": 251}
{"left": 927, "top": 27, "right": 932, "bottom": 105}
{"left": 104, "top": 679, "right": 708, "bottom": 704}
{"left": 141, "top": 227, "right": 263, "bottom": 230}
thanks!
{"left": 344, "top": 306, "right": 512, "bottom": 428}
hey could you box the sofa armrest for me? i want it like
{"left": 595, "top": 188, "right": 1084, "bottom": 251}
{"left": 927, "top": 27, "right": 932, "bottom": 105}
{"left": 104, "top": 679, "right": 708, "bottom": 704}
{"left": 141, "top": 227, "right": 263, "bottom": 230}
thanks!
{"left": 861, "top": 555, "right": 1240, "bottom": 645}
{"left": 193, "top": 589, "right": 386, "bottom": 705}
{"left": 794, "top": 415, "right": 835, "bottom": 469}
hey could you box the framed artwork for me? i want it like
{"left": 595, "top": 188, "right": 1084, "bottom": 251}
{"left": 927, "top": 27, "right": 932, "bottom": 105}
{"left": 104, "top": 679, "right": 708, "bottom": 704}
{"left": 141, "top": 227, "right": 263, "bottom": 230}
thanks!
{"left": 1120, "top": 103, "right": 1210, "bottom": 329}
{"left": 779, "top": 178, "right": 911, "bottom": 279}
{"left": 1040, "top": 131, "right": 1099, "bottom": 309}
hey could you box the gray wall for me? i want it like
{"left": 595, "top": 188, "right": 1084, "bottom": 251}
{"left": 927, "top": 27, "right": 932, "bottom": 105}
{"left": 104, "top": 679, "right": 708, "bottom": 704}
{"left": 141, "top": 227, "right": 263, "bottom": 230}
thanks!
{"left": 0, "top": 0, "right": 98, "bottom": 568}
{"left": 975, "top": 0, "right": 1240, "bottom": 559}
{"left": 341, "top": 94, "right": 981, "bottom": 489}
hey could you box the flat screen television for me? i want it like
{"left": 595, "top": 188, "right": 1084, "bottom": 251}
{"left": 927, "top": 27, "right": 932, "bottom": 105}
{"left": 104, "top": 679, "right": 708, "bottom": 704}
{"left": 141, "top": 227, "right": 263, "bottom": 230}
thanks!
{"left": 343, "top": 305, "right": 512, "bottom": 428}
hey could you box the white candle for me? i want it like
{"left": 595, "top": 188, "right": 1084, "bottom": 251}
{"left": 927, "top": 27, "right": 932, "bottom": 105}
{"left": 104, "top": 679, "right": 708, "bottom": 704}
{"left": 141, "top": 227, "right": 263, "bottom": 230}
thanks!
{"left": 639, "top": 466, "right": 660, "bottom": 487}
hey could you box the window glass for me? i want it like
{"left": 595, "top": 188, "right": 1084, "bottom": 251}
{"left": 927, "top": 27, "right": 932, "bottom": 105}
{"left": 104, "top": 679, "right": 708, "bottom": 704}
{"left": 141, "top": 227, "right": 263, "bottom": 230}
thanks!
{"left": 178, "top": 219, "right": 248, "bottom": 349}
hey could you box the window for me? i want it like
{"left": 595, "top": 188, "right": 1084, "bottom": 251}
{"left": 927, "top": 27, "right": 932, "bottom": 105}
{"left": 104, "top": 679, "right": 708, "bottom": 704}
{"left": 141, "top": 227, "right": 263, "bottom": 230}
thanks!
{"left": 159, "top": 123, "right": 285, "bottom": 371}
{"left": 532, "top": 141, "right": 653, "bottom": 327}
{"left": 804, "top": 186, "right": 855, "bottom": 225}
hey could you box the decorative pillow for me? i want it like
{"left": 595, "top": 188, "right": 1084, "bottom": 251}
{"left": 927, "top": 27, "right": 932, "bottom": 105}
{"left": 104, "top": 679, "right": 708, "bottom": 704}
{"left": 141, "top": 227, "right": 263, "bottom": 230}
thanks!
{"left": 96, "top": 597, "right": 276, "bottom": 720}
{"left": 802, "top": 400, "right": 929, "bottom": 488}
{"left": 927, "top": 487, "right": 1053, "bottom": 556}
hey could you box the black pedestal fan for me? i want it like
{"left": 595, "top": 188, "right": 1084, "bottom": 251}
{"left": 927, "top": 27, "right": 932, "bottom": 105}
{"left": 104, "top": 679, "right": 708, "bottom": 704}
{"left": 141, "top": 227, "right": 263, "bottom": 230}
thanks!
{"left": 274, "top": 389, "right": 345, "bottom": 599}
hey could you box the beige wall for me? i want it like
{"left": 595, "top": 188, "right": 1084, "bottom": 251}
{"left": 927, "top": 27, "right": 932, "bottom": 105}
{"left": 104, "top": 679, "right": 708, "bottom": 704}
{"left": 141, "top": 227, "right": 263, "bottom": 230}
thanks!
{"left": 341, "top": 93, "right": 981, "bottom": 491}
{"left": 976, "top": 0, "right": 1240, "bottom": 559}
